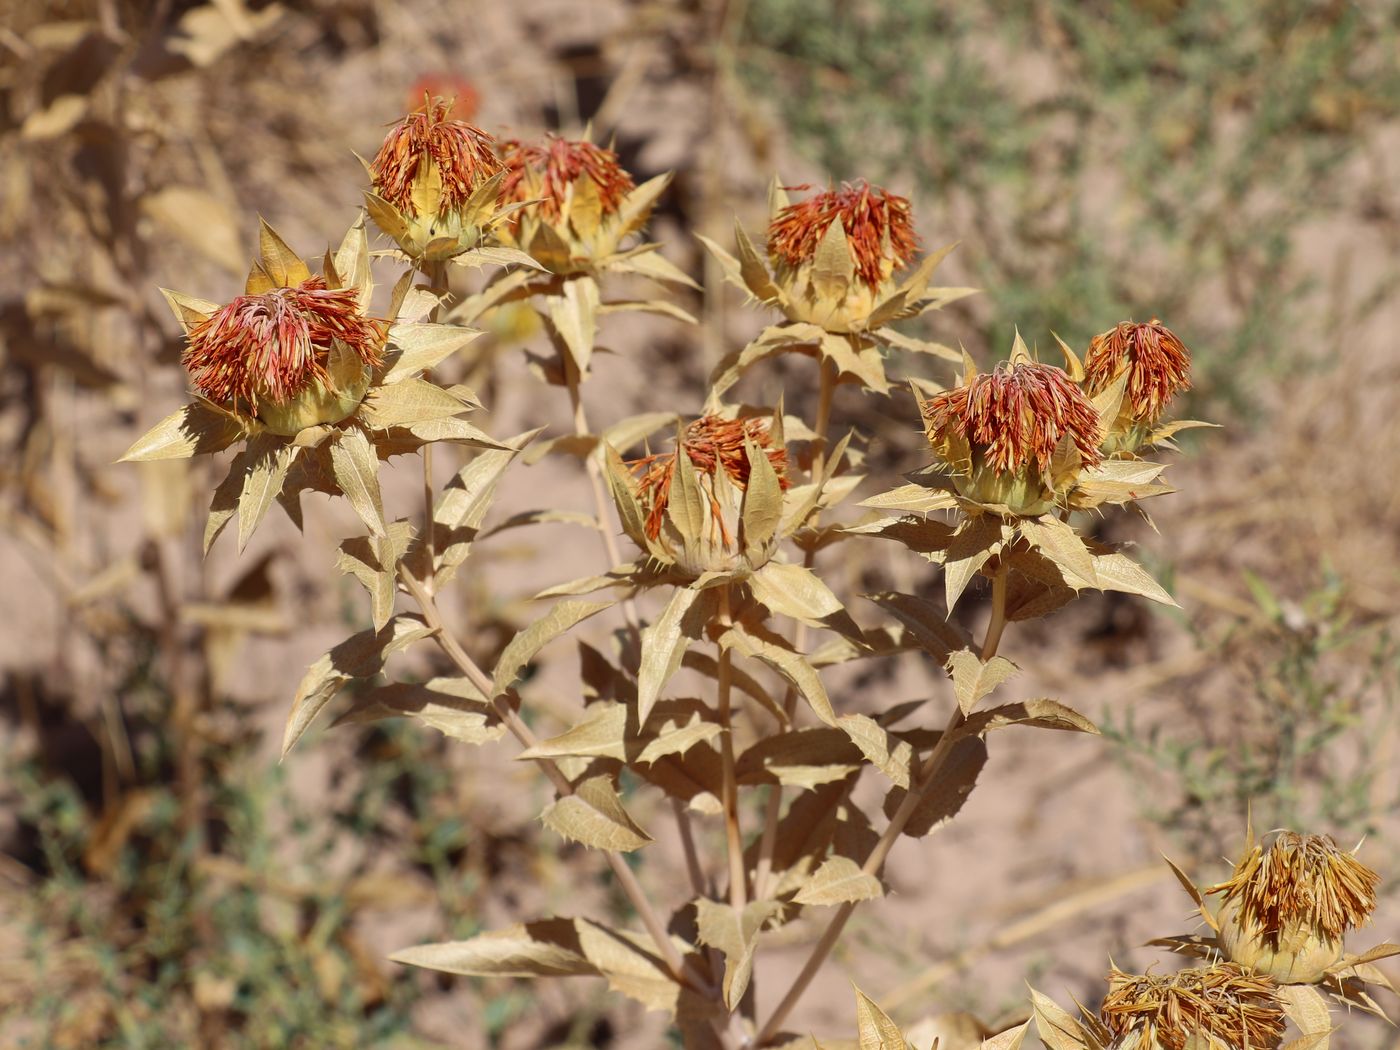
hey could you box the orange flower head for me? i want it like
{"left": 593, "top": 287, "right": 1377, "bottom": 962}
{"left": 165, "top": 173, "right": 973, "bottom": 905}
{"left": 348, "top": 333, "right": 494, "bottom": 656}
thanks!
{"left": 768, "top": 180, "right": 917, "bottom": 289}
{"left": 629, "top": 416, "right": 789, "bottom": 544}
{"left": 370, "top": 97, "right": 500, "bottom": 216}
{"left": 182, "top": 276, "right": 387, "bottom": 408}
{"left": 498, "top": 135, "right": 636, "bottom": 221}
{"left": 1084, "top": 319, "right": 1192, "bottom": 423}
{"left": 1210, "top": 831, "right": 1379, "bottom": 945}
{"left": 1100, "top": 963, "right": 1285, "bottom": 1050}
{"left": 923, "top": 360, "right": 1103, "bottom": 476}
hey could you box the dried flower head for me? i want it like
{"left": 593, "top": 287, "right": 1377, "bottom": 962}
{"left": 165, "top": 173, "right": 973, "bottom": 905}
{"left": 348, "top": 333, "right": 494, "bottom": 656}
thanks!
{"left": 1085, "top": 319, "right": 1192, "bottom": 424}
{"left": 1100, "top": 964, "right": 1285, "bottom": 1050}
{"left": 499, "top": 136, "right": 635, "bottom": 221}
{"left": 768, "top": 180, "right": 917, "bottom": 289}
{"left": 923, "top": 360, "right": 1103, "bottom": 476}
{"left": 370, "top": 97, "right": 500, "bottom": 216}
{"left": 1211, "top": 831, "right": 1379, "bottom": 947}
{"left": 630, "top": 416, "right": 789, "bottom": 543}
{"left": 182, "top": 276, "right": 387, "bottom": 408}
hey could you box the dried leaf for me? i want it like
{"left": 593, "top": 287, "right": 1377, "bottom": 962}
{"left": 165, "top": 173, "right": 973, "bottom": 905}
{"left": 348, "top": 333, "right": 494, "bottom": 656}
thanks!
{"left": 119, "top": 400, "right": 247, "bottom": 462}
{"left": 749, "top": 561, "right": 844, "bottom": 627}
{"left": 1029, "top": 988, "right": 1091, "bottom": 1050}
{"left": 811, "top": 219, "right": 854, "bottom": 301}
{"left": 945, "top": 650, "right": 1019, "bottom": 715}
{"left": 1018, "top": 516, "right": 1096, "bottom": 589}
{"left": 282, "top": 615, "right": 435, "bottom": 756}
{"left": 359, "top": 377, "right": 472, "bottom": 429}
{"left": 695, "top": 898, "right": 780, "bottom": 1010}
{"left": 329, "top": 427, "right": 387, "bottom": 537}
{"left": 854, "top": 986, "right": 908, "bottom": 1050}
{"left": 945, "top": 515, "right": 1005, "bottom": 612}
{"left": 237, "top": 436, "right": 297, "bottom": 551}
{"left": 1278, "top": 984, "right": 1332, "bottom": 1050}
{"left": 379, "top": 323, "right": 482, "bottom": 383}
{"left": 723, "top": 623, "right": 835, "bottom": 727}
{"left": 883, "top": 736, "right": 987, "bottom": 838}
{"left": 637, "top": 586, "right": 715, "bottom": 724}
{"left": 541, "top": 776, "right": 651, "bottom": 852}
{"left": 546, "top": 276, "right": 601, "bottom": 373}
{"left": 1090, "top": 552, "right": 1176, "bottom": 606}
{"left": 794, "top": 857, "right": 883, "bottom": 907}
{"left": 492, "top": 599, "right": 614, "bottom": 700}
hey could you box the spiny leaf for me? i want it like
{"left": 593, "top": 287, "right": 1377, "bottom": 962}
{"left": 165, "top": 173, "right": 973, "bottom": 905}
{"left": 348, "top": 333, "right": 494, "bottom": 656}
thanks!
{"left": 256, "top": 217, "right": 311, "bottom": 288}
{"left": 637, "top": 587, "right": 715, "bottom": 724}
{"left": 882, "top": 736, "right": 986, "bottom": 838}
{"left": 854, "top": 986, "right": 908, "bottom": 1050}
{"left": 391, "top": 919, "right": 596, "bottom": 978}
{"left": 283, "top": 615, "right": 434, "bottom": 756}
{"left": 492, "top": 599, "right": 614, "bottom": 700}
{"left": 1018, "top": 516, "right": 1096, "bottom": 589}
{"left": 945, "top": 649, "right": 1019, "bottom": 715}
{"left": 748, "top": 561, "right": 844, "bottom": 627}
{"left": 237, "top": 436, "right": 297, "bottom": 551}
{"left": 379, "top": 323, "right": 482, "bottom": 383}
{"left": 794, "top": 857, "right": 883, "bottom": 907}
{"left": 1091, "top": 551, "right": 1177, "bottom": 606}
{"left": 546, "top": 276, "right": 601, "bottom": 373}
{"left": 329, "top": 426, "right": 387, "bottom": 537}
{"left": 1029, "top": 988, "right": 1091, "bottom": 1050}
{"left": 722, "top": 623, "right": 836, "bottom": 727}
{"left": 541, "top": 776, "right": 651, "bottom": 852}
{"left": 359, "top": 377, "right": 473, "bottom": 429}
{"left": 119, "top": 400, "right": 247, "bottom": 462}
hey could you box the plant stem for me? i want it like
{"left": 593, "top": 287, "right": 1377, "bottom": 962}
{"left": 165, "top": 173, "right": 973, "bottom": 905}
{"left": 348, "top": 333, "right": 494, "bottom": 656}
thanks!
{"left": 397, "top": 566, "right": 713, "bottom": 997}
{"left": 562, "top": 346, "right": 643, "bottom": 638}
{"left": 752, "top": 356, "right": 839, "bottom": 900}
{"left": 755, "top": 561, "right": 1012, "bottom": 1044}
{"left": 717, "top": 586, "right": 748, "bottom": 910}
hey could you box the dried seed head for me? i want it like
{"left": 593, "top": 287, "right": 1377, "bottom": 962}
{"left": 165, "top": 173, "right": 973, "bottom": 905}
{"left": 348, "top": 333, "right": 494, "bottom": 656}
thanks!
{"left": 768, "top": 180, "right": 917, "bottom": 289}
{"left": 1100, "top": 964, "right": 1285, "bottom": 1050}
{"left": 1211, "top": 831, "right": 1379, "bottom": 946}
{"left": 182, "top": 276, "right": 387, "bottom": 408}
{"left": 1084, "top": 319, "right": 1192, "bottom": 423}
{"left": 922, "top": 360, "right": 1103, "bottom": 476}
{"left": 370, "top": 97, "right": 501, "bottom": 216}
{"left": 499, "top": 136, "right": 636, "bottom": 220}
{"left": 629, "top": 416, "right": 789, "bottom": 543}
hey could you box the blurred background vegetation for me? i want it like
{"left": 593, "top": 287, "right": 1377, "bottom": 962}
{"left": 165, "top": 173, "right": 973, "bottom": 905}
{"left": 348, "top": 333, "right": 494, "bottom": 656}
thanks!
{"left": 2, "top": 0, "right": 1399, "bottom": 1046}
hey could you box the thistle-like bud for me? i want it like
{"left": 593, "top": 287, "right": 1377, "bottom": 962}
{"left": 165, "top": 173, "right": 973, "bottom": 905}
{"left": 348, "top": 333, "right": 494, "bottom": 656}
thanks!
{"left": 921, "top": 358, "right": 1102, "bottom": 515}
{"left": 1208, "top": 831, "right": 1379, "bottom": 984}
{"left": 366, "top": 97, "right": 503, "bottom": 260}
{"left": 1100, "top": 964, "right": 1285, "bottom": 1050}
{"left": 766, "top": 180, "right": 918, "bottom": 333}
{"left": 182, "top": 276, "right": 387, "bottom": 436}
{"left": 496, "top": 135, "right": 646, "bottom": 272}
{"left": 1084, "top": 319, "right": 1192, "bottom": 450}
{"left": 627, "top": 416, "right": 789, "bottom": 578}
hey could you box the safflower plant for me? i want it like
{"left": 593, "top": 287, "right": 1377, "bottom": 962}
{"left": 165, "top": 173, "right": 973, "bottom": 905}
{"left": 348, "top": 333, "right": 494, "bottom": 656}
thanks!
{"left": 120, "top": 95, "right": 1391, "bottom": 1048}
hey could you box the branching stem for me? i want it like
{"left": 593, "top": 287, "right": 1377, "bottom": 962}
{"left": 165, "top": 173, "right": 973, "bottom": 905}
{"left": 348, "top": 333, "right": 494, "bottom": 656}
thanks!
{"left": 397, "top": 565, "right": 713, "bottom": 998}
{"left": 755, "top": 560, "right": 1011, "bottom": 1044}
{"left": 717, "top": 586, "right": 748, "bottom": 911}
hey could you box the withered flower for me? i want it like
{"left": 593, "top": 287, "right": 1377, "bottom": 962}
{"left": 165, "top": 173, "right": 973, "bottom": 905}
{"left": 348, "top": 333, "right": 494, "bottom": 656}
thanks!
{"left": 366, "top": 96, "right": 504, "bottom": 260}
{"left": 494, "top": 134, "right": 666, "bottom": 274}
{"left": 769, "top": 180, "right": 917, "bottom": 291}
{"left": 921, "top": 357, "right": 1101, "bottom": 516}
{"left": 500, "top": 136, "right": 635, "bottom": 222}
{"left": 623, "top": 416, "right": 789, "bottom": 578}
{"left": 1084, "top": 319, "right": 1192, "bottom": 446}
{"left": 1209, "top": 831, "right": 1379, "bottom": 984}
{"left": 183, "top": 275, "right": 387, "bottom": 433}
{"left": 1100, "top": 964, "right": 1285, "bottom": 1050}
